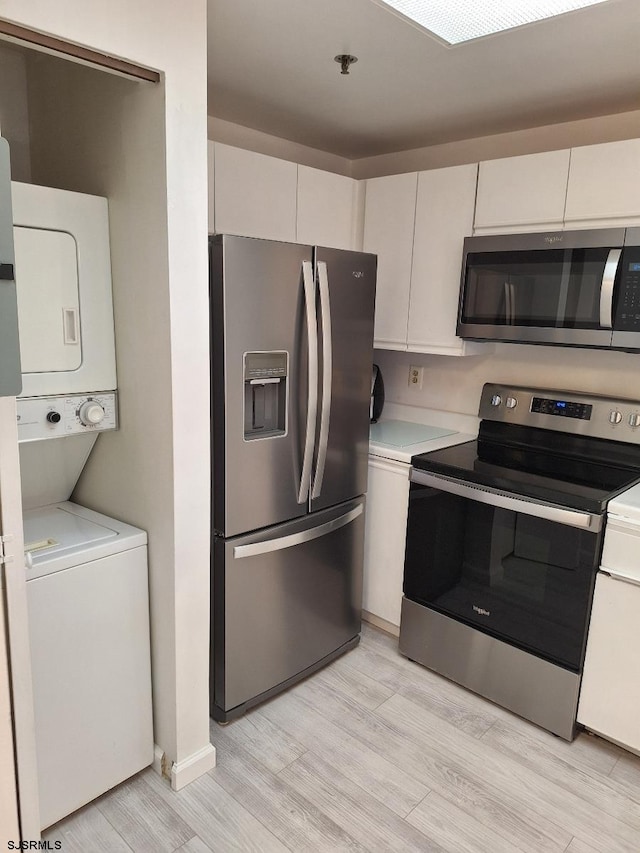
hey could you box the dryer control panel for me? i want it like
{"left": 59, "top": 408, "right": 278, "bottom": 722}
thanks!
{"left": 17, "top": 392, "right": 118, "bottom": 442}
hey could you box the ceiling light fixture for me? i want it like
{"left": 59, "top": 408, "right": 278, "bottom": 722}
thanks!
{"left": 334, "top": 54, "right": 358, "bottom": 75}
{"left": 373, "top": 0, "right": 610, "bottom": 45}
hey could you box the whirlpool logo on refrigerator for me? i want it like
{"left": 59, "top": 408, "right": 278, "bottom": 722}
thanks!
{"left": 352, "top": 270, "right": 364, "bottom": 278}
{"left": 473, "top": 604, "right": 491, "bottom": 616}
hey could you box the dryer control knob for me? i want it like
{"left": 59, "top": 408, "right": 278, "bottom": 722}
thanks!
{"left": 505, "top": 397, "right": 517, "bottom": 409}
{"left": 609, "top": 410, "right": 623, "bottom": 425}
{"left": 629, "top": 413, "right": 640, "bottom": 428}
{"left": 46, "top": 411, "right": 61, "bottom": 424}
{"left": 79, "top": 401, "right": 105, "bottom": 426}
{"left": 490, "top": 394, "right": 502, "bottom": 407}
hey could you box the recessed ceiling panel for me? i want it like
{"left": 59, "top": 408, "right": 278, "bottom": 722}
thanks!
{"left": 374, "top": 0, "right": 611, "bottom": 45}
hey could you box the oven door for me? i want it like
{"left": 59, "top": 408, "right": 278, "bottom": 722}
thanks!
{"left": 404, "top": 470, "right": 603, "bottom": 672}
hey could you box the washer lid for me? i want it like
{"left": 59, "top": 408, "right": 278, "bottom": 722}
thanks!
{"left": 23, "top": 504, "right": 119, "bottom": 565}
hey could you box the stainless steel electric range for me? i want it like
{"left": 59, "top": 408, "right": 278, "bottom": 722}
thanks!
{"left": 400, "top": 383, "right": 640, "bottom": 740}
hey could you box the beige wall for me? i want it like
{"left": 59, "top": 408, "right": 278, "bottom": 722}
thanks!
{"left": 208, "top": 115, "right": 353, "bottom": 176}
{"left": 0, "top": 42, "right": 30, "bottom": 182}
{"left": 210, "top": 108, "right": 640, "bottom": 179}
{"left": 352, "top": 108, "right": 640, "bottom": 178}
{"left": 374, "top": 344, "right": 640, "bottom": 417}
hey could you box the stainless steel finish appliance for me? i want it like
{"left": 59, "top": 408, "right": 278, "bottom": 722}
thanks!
{"left": 457, "top": 227, "right": 640, "bottom": 350}
{"left": 210, "top": 234, "right": 376, "bottom": 722}
{"left": 400, "top": 383, "right": 640, "bottom": 740}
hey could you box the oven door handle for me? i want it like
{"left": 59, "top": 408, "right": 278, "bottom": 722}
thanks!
{"left": 410, "top": 470, "right": 603, "bottom": 532}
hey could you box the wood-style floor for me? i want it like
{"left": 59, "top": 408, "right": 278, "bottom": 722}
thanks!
{"left": 44, "top": 623, "right": 640, "bottom": 852}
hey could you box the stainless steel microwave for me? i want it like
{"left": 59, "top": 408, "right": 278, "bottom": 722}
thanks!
{"left": 457, "top": 227, "right": 640, "bottom": 350}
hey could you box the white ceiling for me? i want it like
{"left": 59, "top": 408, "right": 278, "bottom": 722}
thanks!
{"left": 207, "top": 0, "right": 640, "bottom": 160}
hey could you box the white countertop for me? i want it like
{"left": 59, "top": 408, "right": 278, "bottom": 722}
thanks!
{"left": 608, "top": 482, "right": 640, "bottom": 524}
{"left": 370, "top": 411, "right": 476, "bottom": 464}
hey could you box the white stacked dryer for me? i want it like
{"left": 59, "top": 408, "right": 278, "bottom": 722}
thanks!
{"left": 13, "top": 181, "right": 154, "bottom": 830}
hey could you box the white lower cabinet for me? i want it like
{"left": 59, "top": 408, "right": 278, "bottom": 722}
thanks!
{"left": 363, "top": 456, "right": 410, "bottom": 629}
{"left": 578, "top": 571, "right": 640, "bottom": 754}
{"left": 578, "top": 510, "right": 640, "bottom": 754}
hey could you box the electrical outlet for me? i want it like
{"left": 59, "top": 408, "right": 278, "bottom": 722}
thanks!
{"left": 408, "top": 365, "right": 424, "bottom": 390}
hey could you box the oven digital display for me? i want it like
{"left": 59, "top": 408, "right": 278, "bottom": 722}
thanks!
{"left": 531, "top": 397, "right": 593, "bottom": 420}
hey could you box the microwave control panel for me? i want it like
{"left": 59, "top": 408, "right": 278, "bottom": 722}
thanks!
{"left": 615, "top": 249, "right": 640, "bottom": 331}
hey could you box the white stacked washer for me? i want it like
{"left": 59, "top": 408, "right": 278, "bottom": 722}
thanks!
{"left": 13, "top": 181, "right": 153, "bottom": 830}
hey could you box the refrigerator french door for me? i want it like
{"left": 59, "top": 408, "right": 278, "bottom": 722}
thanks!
{"left": 209, "top": 235, "right": 376, "bottom": 721}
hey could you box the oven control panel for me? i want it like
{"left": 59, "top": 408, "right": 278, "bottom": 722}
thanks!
{"left": 480, "top": 383, "right": 640, "bottom": 444}
{"left": 16, "top": 392, "right": 118, "bottom": 442}
{"left": 530, "top": 397, "right": 593, "bottom": 420}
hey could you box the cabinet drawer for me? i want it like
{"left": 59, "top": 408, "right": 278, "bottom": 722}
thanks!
{"left": 601, "top": 517, "right": 640, "bottom": 582}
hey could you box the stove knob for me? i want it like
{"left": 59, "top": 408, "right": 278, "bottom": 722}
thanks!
{"left": 46, "top": 411, "right": 61, "bottom": 424}
{"left": 505, "top": 396, "right": 517, "bottom": 409}
{"left": 491, "top": 394, "right": 502, "bottom": 407}
{"left": 629, "top": 413, "right": 640, "bottom": 428}
{"left": 609, "top": 410, "right": 623, "bottom": 425}
{"left": 79, "top": 401, "right": 105, "bottom": 426}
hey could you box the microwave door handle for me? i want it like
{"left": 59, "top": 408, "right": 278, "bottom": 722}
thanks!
{"left": 311, "top": 261, "right": 332, "bottom": 500}
{"left": 298, "top": 260, "right": 318, "bottom": 504}
{"left": 504, "top": 281, "right": 514, "bottom": 324}
{"left": 599, "top": 249, "right": 622, "bottom": 329}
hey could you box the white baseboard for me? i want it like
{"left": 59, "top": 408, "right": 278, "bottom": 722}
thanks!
{"left": 170, "top": 743, "right": 217, "bottom": 791}
{"left": 150, "top": 742, "right": 217, "bottom": 790}
{"left": 362, "top": 610, "right": 400, "bottom": 638}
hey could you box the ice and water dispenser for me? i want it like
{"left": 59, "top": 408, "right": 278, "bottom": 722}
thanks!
{"left": 243, "top": 351, "right": 288, "bottom": 440}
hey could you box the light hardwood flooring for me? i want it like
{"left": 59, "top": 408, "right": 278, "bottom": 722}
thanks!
{"left": 44, "top": 623, "right": 640, "bottom": 852}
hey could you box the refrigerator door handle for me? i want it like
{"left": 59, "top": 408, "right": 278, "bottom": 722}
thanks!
{"left": 298, "top": 260, "right": 318, "bottom": 503}
{"left": 311, "top": 261, "right": 332, "bottom": 500}
{"left": 233, "top": 504, "right": 363, "bottom": 559}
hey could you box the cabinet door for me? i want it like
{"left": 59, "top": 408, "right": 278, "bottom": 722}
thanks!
{"left": 363, "top": 457, "right": 410, "bottom": 629}
{"left": 407, "top": 164, "right": 478, "bottom": 355}
{"left": 577, "top": 573, "right": 640, "bottom": 753}
{"left": 214, "top": 143, "right": 297, "bottom": 242}
{"left": 565, "top": 139, "right": 640, "bottom": 227}
{"left": 363, "top": 173, "right": 417, "bottom": 350}
{"left": 297, "top": 165, "right": 360, "bottom": 250}
{"left": 474, "top": 150, "right": 570, "bottom": 233}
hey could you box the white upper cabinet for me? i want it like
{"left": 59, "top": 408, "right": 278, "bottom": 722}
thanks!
{"left": 474, "top": 150, "right": 570, "bottom": 234}
{"left": 363, "top": 172, "right": 417, "bottom": 350}
{"left": 296, "top": 165, "right": 361, "bottom": 250}
{"left": 213, "top": 143, "right": 297, "bottom": 242}
{"left": 564, "top": 139, "right": 640, "bottom": 227}
{"left": 408, "top": 164, "right": 480, "bottom": 355}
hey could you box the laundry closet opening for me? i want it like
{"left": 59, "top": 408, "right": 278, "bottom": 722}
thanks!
{"left": 0, "top": 29, "right": 179, "bottom": 837}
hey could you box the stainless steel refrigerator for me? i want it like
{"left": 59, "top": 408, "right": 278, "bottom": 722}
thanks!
{"left": 209, "top": 234, "right": 376, "bottom": 722}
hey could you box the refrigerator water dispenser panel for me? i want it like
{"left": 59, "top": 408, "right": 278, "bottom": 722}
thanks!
{"left": 243, "top": 351, "right": 288, "bottom": 440}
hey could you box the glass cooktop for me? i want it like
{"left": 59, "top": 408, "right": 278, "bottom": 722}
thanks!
{"left": 412, "top": 423, "right": 640, "bottom": 514}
